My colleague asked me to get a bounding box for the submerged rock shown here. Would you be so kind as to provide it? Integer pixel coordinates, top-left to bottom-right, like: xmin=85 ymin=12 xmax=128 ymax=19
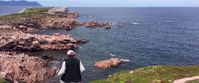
xmin=94 ymin=58 xmax=122 ymax=69
xmin=0 ymin=52 xmax=57 ymax=83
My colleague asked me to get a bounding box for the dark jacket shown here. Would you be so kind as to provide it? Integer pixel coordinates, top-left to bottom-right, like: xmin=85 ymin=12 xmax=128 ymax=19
xmin=61 ymin=58 xmax=82 ymax=82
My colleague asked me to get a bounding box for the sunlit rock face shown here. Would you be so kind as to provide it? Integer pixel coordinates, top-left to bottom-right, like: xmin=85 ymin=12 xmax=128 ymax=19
xmin=47 ymin=7 xmax=69 ymax=15
xmin=0 ymin=52 xmax=57 ymax=83
xmin=94 ymin=58 xmax=122 ymax=69
xmin=0 ymin=29 xmax=87 ymax=51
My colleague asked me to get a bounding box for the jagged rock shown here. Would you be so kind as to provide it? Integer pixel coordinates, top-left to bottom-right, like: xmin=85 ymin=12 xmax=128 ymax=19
xmin=0 ymin=31 xmax=87 ymax=51
xmin=67 ymin=12 xmax=80 ymax=18
xmin=47 ymin=7 xmax=69 ymax=15
xmin=0 ymin=8 xmax=111 ymax=33
xmin=83 ymin=21 xmax=111 ymax=29
xmin=103 ymin=22 xmax=111 ymax=29
xmin=0 ymin=52 xmax=57 ymax=83
xmin=94 ymin=58 xmax=122 ymax=69
xmin=42 ymin=16 xmax=78 ymax=30
xmin=0 ymin=25 xmax=12 ymax=29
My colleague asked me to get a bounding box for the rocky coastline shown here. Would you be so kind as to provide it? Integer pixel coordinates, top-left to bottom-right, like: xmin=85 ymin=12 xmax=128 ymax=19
xmin=0 ymin=7 xmax=111 ymax=83
xmin=0 ymin=7 xmax=111 ymax=33
xmin=0 ymin=28 xmax=88 ymax=51
xmin=0 ymin=52 xmax=57 ymax=83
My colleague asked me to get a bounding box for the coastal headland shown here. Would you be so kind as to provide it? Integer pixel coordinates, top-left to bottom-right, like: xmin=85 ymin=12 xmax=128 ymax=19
xmin=0 ymin=7 xmax=199 ymax=83
xmin=0 ymin=7 xmax=111 ymax=83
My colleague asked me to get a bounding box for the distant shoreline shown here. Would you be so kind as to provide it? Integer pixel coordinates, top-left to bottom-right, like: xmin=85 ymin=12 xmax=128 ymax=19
xmin=0 ymin=1 xmax=41 ymax=7
xmin=0 ymin=6 xmax=41 ymax=16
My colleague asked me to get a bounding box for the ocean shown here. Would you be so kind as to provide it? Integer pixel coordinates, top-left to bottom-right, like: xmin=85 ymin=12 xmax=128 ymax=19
xmin=1 ymin=7 xmax=199 ymax=82
xmin=0 ymin=6 xmax=29 ymax=15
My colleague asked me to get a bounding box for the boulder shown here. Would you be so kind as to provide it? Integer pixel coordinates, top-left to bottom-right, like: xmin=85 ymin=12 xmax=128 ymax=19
xmin=47 ymin=7 xmax=69 ymax=15
xmin=94 ymin=58 xmax=122 ymax=69
xmin=84 ymin=21 xmax=111 ymax=29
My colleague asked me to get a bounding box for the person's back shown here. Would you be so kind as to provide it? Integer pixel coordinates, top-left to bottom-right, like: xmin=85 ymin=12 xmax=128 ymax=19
xmin=58 ymin=50 xmax=85 ymax=83
xmin=61 ymin=58 xmax=81 ymax=82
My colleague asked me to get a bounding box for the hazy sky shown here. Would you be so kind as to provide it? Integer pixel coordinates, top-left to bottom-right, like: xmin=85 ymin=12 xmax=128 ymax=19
xmin=14 ymin=0 xmax=199 ymax=7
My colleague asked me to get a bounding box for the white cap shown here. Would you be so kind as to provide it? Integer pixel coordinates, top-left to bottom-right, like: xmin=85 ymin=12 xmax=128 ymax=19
xmin=67 ymin=50 xmax=75 ymax=56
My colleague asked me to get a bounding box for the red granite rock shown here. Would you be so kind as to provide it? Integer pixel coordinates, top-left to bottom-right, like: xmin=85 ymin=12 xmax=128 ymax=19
xmin=0 ymin=31 xmax=87 ymax=51
xmin=94 ymin=58 xmax=122 ymax=69
xmin=0 ymin=52 xmax=57 ymax=83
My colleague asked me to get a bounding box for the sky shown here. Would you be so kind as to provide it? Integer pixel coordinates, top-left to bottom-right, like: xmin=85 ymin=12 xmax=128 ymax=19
xmin=6 ymin=0 xmax=199 ymax=7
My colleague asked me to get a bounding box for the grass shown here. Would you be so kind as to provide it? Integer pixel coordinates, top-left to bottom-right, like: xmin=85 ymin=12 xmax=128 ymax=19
xmin=186 ymin=80 xmax=199 ymax=83
xmin=0 ymin=8 xmax=50 ymax=23
xmin=22 ymin=8 xmax=49 ymax=14
xmin=0 ymin=78 xmax=6 ymax=83
xmin=92 ymin=65 xmax=199 ymax=83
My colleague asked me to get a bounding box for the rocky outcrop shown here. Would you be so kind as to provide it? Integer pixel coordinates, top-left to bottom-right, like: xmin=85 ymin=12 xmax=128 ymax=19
xmin=0 ymin=52 xmax=57 ymax=83
xmin=10 ymin=18 xmax=41 ymax=32
xmin=41 ymin=16 xmax=79 ymax=30
xmin=0 ymin=30 xmax=88 ymax=51
xmin=8 ymin=16 xmax=79 ymax=32
xmin=0 ymin=7 xmax=111 ymax=33
xmin=9 ymin=17 xmax=111 ymax=33
xmin=0 ymin=7 xmax=112 ymax=83
xmin=83 ymin=21 xmax=111 ymax=29
xmin=47 ymin=7 xmax=69 ymax=15
xmin=47 ymin=7 xmax=79 ymax=18
xmin=94 ymin=58 xmax=122 ymax=69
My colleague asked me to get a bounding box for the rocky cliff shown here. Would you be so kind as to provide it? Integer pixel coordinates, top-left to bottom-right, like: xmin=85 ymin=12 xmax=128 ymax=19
xmin=0 ymin=7 xmax=111 ymax=82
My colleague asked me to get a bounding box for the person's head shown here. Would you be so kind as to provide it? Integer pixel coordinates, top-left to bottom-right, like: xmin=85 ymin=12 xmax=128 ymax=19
xmin=67 ymin=50 xmax=76 ymax=58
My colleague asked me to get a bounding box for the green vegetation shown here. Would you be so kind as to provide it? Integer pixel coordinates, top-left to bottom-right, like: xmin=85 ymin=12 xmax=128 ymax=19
xmin=92 ymin=65 xmax=199 ymax=83
xmin=0 ymin=8 xmax=50 ymax=23
xmin=0 ymin=78 xmax=6 ymax=83
xmin=186 ymin=80 xmax=199 ymax=83
xmin=22 ymin=8 xmax=49 ymax=14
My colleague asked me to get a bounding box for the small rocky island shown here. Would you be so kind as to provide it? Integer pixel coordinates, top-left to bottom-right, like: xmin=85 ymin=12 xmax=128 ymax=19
xmin=0 ymin=7 xmax=111 ymax=83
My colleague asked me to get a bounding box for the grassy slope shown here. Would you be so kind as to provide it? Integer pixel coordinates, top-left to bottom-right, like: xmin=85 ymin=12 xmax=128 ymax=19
xmin=186 ymin=80 xmax=199 ymax=83
xmin=0 ymin=78 xmax=6 ymax=83
xmin=0 ymin=8 xmax=49 ymax=23
xmin=92 ymin=65 xmax=199 ymax=83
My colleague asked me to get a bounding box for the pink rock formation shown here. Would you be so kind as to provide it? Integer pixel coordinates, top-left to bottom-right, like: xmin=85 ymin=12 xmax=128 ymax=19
xmin=83 ymin=21 xmax=111 ymax=29
xmin=42 ymin=16 xmax=79 ymax=30
xmin=94 ymin=58 xmax=122 ymax=69
xmin=0 ymin=8 xmax=111 ymax=33
xmin=0 ymin=31 xmax=87 ymax=51
xmin=0 ymin=52 xmax=57 ymax=83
